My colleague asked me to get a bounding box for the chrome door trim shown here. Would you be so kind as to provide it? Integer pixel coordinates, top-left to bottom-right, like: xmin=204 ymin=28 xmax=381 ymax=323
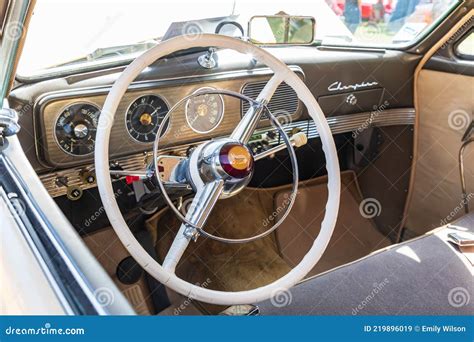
xmin=0 ymin=186 xmax=73 ymax=314
xmin=0 ymin=0 xmax=31 ymax=107
xmin=1 ymin=153 xmax=111 ymax=314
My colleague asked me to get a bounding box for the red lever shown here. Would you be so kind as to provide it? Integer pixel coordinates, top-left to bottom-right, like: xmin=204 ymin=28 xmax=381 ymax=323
xmin=125 ymin=175 xmax=141 ymax=185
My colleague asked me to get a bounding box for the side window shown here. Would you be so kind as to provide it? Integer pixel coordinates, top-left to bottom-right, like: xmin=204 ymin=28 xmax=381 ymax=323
xmin=455 ymin=31 xmax=474 ymax=60
xmin=321 ymin=0 xmax=461 ymax=47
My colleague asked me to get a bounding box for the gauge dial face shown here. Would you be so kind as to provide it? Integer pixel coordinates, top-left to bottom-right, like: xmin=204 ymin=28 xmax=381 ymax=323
xmin=185 ymin=88 xmax=224 ymax=134
xmin=54 ymin=103 xmax=100 ymax=156
xmin=126 ymin=95 xmax=169 ymax=143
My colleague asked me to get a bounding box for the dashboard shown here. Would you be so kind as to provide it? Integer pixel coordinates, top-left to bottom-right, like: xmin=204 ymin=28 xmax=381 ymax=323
xmin=8 ymin=46 xmax=419 ymax=201
xmin=31 ymin=66 xmax=305 ymax=199
xmin=35 ymin=66 xmax=304 ymax=168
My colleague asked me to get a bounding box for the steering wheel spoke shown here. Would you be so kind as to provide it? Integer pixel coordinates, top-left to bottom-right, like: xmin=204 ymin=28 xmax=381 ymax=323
xmin=162 ymin=180 xmax=224 ymax=273
xmin=230 ymin=74 xmax=283 ymax=144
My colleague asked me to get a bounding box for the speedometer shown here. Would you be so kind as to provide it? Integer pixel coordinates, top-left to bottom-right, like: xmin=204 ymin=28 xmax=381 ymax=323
xmin=185 ymin=87 xmax=224 ymax=134
xmin=125 ymin=95 xmax=169 ymax=143
xmin=54 ymin=103 xmax=100 ymax=156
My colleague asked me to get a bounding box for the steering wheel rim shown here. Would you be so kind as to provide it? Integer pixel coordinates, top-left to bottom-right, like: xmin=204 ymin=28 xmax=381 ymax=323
xmin=95 ymin=34 xmax=341 ymax=305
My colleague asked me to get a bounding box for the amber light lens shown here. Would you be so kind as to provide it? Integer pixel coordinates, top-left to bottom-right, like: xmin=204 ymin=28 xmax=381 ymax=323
xmin=219 ymin=144 xmax=254 ymax=178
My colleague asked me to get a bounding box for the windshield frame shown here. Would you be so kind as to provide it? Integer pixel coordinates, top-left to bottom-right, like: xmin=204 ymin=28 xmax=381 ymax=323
xmin=14 ymin=0 xmax=463 ymax=83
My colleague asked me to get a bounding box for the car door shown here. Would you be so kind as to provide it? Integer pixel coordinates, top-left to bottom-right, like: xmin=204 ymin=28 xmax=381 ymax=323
xmin=0 ymin=0 xmax=133 ymax=315
xmin=0 ymin=0 xmax=67 ymax=315
xmin=404 ymin=11 xmax=474 ymax=237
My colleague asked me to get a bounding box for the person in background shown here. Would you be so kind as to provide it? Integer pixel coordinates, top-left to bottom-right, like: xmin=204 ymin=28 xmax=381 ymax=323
xmin=325 ymin=0 xmax=344 ymax=16
xmin=344 ymin=0 xmax=361 ymax=33
xmin=388 ymin=0 xmax=421 ymax=32
xmin=372 ymin=0 xmax=386 ymax=23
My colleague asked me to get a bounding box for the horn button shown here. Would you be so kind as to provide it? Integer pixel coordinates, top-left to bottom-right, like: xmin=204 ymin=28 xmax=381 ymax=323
xmin=190 ymin=140 xmax=255 ymax=199
xmin=219 ymin=143 xmax=254 ymax=179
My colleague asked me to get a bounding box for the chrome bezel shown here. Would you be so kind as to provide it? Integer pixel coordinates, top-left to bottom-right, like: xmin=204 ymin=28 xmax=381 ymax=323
xmin=184 ymin=86 xmax=225 ymax=134
xmin=53 ymin=101 xmax=101 ymax=157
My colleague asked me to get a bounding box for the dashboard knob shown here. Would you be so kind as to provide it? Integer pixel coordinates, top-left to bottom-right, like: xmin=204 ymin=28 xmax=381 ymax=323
xmin=66 ymin=185 xmax=83 ymax=201
xmin=290 ymin=127 xmax=302 ymax=136
xmin=266 ymin=130 xmax=277 ymax=140
xmin=110 ymin=162 xmax=123 ymax=180
xmin=80 ymin=170 xmax=95 ymax=184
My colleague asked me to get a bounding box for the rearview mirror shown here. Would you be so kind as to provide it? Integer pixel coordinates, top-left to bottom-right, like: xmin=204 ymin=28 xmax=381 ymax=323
xmin=248 ymin=15 xmax=315 ymax=45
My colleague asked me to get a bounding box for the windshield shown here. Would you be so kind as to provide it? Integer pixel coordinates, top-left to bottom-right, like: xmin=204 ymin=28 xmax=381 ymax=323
xmin=17 ymin=0 xmax=459 ymax=78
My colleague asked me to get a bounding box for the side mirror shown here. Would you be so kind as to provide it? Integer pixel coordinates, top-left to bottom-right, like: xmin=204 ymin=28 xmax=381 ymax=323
xmin=248 ymin=15 xmax=315 ymax=45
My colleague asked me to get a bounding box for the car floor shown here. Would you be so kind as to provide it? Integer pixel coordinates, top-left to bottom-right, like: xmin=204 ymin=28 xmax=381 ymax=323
xmin=83 ymin=171 xmax=391 ymax=315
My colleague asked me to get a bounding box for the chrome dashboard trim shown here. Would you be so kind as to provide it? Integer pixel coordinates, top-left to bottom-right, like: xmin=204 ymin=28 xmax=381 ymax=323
xmin=33 ymin=65 xmax=304 ymax=169
xmin=39 ymin=108 xmax=415 ymax=198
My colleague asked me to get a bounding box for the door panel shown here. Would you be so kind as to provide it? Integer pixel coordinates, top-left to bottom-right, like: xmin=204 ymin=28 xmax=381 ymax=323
xmin=405 ymin=16 xmax=474 ymax=235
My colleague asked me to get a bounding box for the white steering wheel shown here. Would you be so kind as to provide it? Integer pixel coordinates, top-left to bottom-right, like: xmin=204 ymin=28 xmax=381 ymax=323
xmin=95 ymin=34 xmax=340 ymax=305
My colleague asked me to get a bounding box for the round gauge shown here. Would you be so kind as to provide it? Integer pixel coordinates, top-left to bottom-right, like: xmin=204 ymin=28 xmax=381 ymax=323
xmin=185 ymin=87 xmax=224 ymax=134
xmin=54 ymin=103 xmax=100 ymax=156
xmin=126 ymin=95 xmax=169 ymax=143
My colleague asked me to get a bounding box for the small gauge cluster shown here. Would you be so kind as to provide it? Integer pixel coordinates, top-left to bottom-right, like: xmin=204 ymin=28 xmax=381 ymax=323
xmin=125 ymin=95 xmax=169 ymax=143
xmin=54 ymin=103 xmax=100 ymax=156
xmin=53 ymin=89 xmax=226 ymax=156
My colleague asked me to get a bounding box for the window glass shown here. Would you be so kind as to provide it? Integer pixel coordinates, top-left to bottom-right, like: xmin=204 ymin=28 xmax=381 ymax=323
xmin=17 ymin=0 xmax=461 ymax=77
xmin=456 ymin=32 xmax=474 ymax=57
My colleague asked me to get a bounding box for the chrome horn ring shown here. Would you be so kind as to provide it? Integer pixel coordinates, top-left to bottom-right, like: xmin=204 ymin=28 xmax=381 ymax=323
xmin=152 ymin=88 xmax=299 ymax=244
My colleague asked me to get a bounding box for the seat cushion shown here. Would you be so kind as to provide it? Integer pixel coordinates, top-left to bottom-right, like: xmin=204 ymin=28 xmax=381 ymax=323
xmin=257 ymin=214 xmax=474 ymax=315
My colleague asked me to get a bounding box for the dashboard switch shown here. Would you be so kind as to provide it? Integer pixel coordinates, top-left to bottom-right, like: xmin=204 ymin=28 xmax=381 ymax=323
xmin=55 ymin=176 xmax=68 ymax=187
